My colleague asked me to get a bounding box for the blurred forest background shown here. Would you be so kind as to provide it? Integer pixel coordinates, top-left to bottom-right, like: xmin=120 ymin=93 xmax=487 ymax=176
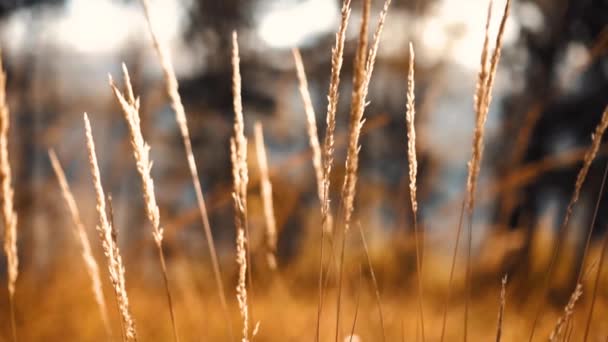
xmin=0 ymin=0 xmax=607 ymax=340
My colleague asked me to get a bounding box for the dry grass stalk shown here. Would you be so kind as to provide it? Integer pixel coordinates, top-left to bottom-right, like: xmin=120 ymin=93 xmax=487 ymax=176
xmin=495 ymin=275 xmax=507 ymax=342
xmin=109 ymin=64 xmax=179 ymax=341
xmin=291 ymin=48 xmax=330 ymax=229
xmin=405 ymin=42 xmax=426 ymax=341
xmin=231 ymin=31 xmax=250 ymax=342
xmin=549 ymin=284 xmax=583 ymax=341
xmin=463 ymin=1 xmax=510 ymax=339
xmin=254 ymin=122 xmax=278 ymax=270
xmin=316 ymin=1 xmax=352 ymax=339
xmin=84 ymin=113 xmax=137 ymax=341
xmin=467 ymin=0 xmax=511 ymax=209
xmin=321 ymin=0 xmax=352 ymax=234
xmin=336 ymin=1 xmax=391 ymax=340
xmin=138 ymin=0 xmax=230 ymax=329
xmin=0 ymin=53 xmax=18 ymax=342
xmin=341 ymin=0 xmax=391 ymax=234
xmin=529 ymin=105 xmax=608 ymax=341
xmin=49 ymin=149 xmax=111 ymax=337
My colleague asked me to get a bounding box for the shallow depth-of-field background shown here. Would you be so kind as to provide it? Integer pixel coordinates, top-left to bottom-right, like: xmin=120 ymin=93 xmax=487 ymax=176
xmin=0 ymin=0 xmax=608 ymax=340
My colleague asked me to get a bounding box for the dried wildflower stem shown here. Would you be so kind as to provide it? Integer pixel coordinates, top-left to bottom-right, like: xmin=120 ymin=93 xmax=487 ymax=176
xmin=495 ymin=275 xmax=507 ymax=342
xmin=335 ymin=1 xmax=391 ymax=340
xmin=549 ymin=284 xmax=583 ymax=342
xmin=405 ymin=43 xmax=426 ymax=342
xmin=84 ymin=113 xmax=137 ymax=341
xmin=49 ymin=149 xmax=112 ymax=337
xmin=0 ymin=53 xmax=18 ymax=342
xmin=254 ymin=122 xmax=278 ymax=270
xmin=583 ymin=218 xmax=608 ymax=342
xmin=109 ymin=65 xmax=179 ymax=342
xmin=231 ymin=31 xmax=250 ymax=342
xmin=138 ymin=1 xmax=231 ymax=332
xmin=358 ymin=224 xmax=386 ymax=342
xmin=313 ymin=1 xmax=351 ymax=340
xmin=529 ymin=105 xmax=608 ymax=341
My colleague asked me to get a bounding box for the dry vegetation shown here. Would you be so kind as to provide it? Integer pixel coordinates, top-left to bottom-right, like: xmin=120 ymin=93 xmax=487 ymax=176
xmin=1 ymin=0 xmax=608 ymax=341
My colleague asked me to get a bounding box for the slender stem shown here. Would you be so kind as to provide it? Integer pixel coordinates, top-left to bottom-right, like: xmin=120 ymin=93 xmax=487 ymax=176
xmin=358 ymin=224 xmax=386 ymax=342
xmin=315 ymin=223 xmax=327 ymax=342
xmin=577 ymin=159 xmax=608 ymax=284
xmin=9 ymin=291 xmax=17 ymax=342
xmin=412 ymin=214 xmax=426 ymax=342
xmin=348 ymin=266 xmax=363 ymax=342
xmin=440 ymin=199 xmax=467 ymax=342
xmin=583 ymin=222 xmax=608 ymax=342
xmin=464 ymin=209 xmax=474 ymax=342
xmin=157 ymin=245 xmax=179 ymax=342
xmin=334 ymin=222 xmax=348 ymax=342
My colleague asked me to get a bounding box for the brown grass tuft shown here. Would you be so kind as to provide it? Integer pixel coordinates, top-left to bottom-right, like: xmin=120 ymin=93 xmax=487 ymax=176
xmin=49 ymin=149 xmax=112 ymax=337
xmin=84 ymin=113 xmax=137 ymax=341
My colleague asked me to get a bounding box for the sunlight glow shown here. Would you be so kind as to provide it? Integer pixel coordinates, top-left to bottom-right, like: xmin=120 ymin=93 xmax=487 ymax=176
xmin=2 ymin=0 xmax=182 ymax=55
xmin=420 ymin=0 xmax=518 ymax=70
xmin=257 ymin=0 xmax=339 ymax=49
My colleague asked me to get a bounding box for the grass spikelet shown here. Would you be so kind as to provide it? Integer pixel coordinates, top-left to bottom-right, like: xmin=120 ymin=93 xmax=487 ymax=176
xmin=336 ymin=1 xmax=391 ymax=339
xmin=231 ymin=31 xmax=250 ymax=342
xmin=495 ymin=275 xmax=507 ymax=342
xmin=254 ymin=122 xmax=278 ymax=270
xmin=406 ymin=43 xmax=419 ymax=217
xmin=109 ymin=64 xmax=179 ymax=341
xmin=529 ymin=105 xmax=608 ymax=341
xmin=138 ymin=1 xmax=230 ymax=330
xmin=321 ymin=0 xmax=351 ymax=235
xmin=405 ymin=42 xmax=426 ymax=341
xmin=49 ymin=149 xmax=111 ymax=337
xmin=84 ymin=113 xmax=137 ymax=341
xmin=341 ymin=0 xmax=391 ymax=232
xmin=349 ymin=0 xmax=370 ymax=148
xmin=0 ymin=52 xmax=18 ymax=342
xmin=549 ymin=284 xmax=583 ymax=342
xmin=467 ymin=0 xmax=511 ymax=211
xmin=292 ymin=48 xmax=329 ymax=228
